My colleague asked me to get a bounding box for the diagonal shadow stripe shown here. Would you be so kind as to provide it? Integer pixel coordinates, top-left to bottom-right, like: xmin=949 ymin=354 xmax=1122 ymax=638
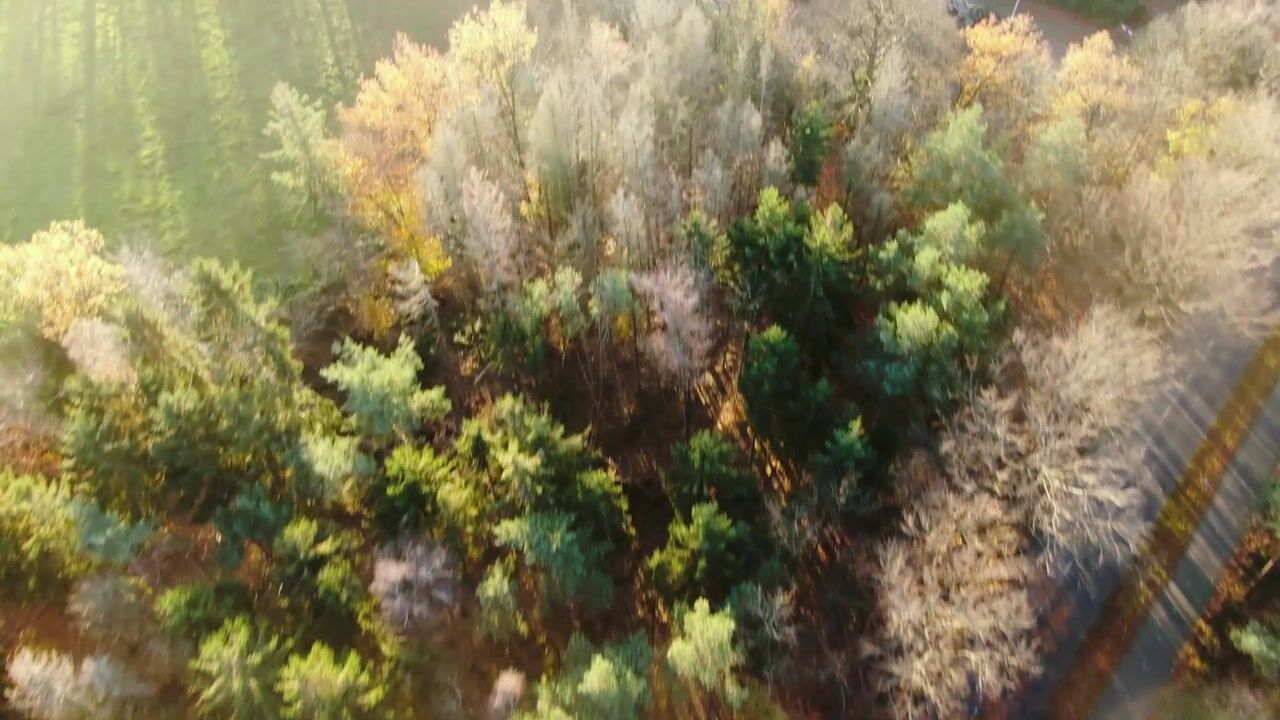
xmin=1049 ymin=325 xmax=1280 ymax=720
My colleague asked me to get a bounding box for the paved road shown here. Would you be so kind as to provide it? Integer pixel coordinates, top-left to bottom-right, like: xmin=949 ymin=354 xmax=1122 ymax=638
xmin=1011 ymin=317 xmax=1280 ymax=719
xmin=1096 ymin=380 xmax=1280 ymax=718
xmin=987 ymin=0 xmax=1106 ymax=56
xmin=985 ymin=0 xmax=1189 ymax=56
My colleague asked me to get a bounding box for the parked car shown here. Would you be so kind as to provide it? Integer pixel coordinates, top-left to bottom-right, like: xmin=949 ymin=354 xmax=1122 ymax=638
xmin=1109 ymin=22 xmax=1137 ymax=45
xmin=947 ymin=0 xmax=993 ymax=27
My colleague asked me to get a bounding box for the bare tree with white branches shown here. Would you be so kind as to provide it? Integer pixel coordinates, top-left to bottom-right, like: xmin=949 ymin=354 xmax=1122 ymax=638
xmin=872 ymin=487 xmax=1037 ymax=720
xmin=461 ymin=166 xmax=521 ymax=299
xmin=370 ymin=535 xmax=459 ymax=635
xmin=387 ymin=258 xmax=439 ymax=328
xmin=943 ymin=305 xmax=1165 ymax=577
xmin=1079 ymin=160 xmax=1277 ymax=330
xmin=486 ymin=668 xmax=526 ymax=720
xmin=60 ymin=319 xmax=135 ymax=387
xmin=6 ymin=648 xmax=156 ymax=720
xmin=630 ymin=264 xmax=714 ymax=389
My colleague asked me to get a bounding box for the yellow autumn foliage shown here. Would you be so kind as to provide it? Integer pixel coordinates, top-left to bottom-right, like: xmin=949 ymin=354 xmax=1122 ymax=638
xmin=449 ymin=0 xmax=537 ymax=173
xmin=352 ymin=293 xmax=397 ymax=341
xmin=1163 ymin=97 xmax=1237 ymax=166
xmin=0 ymin=221 xmax=125 ymax=340
xmin=337 ymin=35 xmax=454 ymax=276
xmin=959 ymin=16 xmax=1052 ymax=137
xmin=448 ymin=0 xmax=536 ymax=94
xmin=1052 ymin=32 xmax=1141 ymax=130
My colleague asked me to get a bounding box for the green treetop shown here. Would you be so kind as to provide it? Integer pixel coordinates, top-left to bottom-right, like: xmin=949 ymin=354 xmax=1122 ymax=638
xmin=191 ymin=616 xmax=289 ymax=720
xmin=277 ymin=643 xmax=383 ymax=720
xmin=516 ymin=633 xmax=653 ymax=720
xmin=321 ymin=336 xmax=450 ymax=443
xmin=667 ymin=598 xmax=746 ymax=709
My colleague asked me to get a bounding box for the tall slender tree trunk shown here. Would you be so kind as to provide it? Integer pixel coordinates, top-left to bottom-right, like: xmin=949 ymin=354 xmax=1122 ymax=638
xmin=997 ymin=245 xmax=1019 ymax=294
xmin=682 ymin=385 xmax=691 ymax=439
xmin=630 ymin=308 xmax=643 ymax=395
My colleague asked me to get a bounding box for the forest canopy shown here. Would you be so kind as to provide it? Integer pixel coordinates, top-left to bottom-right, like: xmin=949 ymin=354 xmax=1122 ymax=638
xmin=1 ymin=0 xmax=1278 ymax=718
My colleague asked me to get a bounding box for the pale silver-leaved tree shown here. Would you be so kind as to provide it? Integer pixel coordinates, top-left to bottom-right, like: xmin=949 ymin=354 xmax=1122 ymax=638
xmin=872 ymin=487 xmax=1036 ymax=720
xmin=60 ymin=319 xmax=135 ymax=387
xmin=944 ymin=305 xmax=1164 ymax=576
xmin=370 ymin=535 xmax=458 ymax=635
xmin=461 ymin=166 xmax=521 ymax=298
xmin=387 ymin=258 xmax=439 ymax=327
xmin=6 ymin=648 xmax=155 ymax=720
xmin=630 ymin=265 xmax=714 ymax=388
xmin=486 ymin=668 xmax=527 ymax=720
xmin=1082 ymin=159 xmax=1277 ymax=329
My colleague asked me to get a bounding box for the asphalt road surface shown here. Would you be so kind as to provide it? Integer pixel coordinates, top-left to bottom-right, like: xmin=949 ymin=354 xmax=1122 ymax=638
xmin=987 ymin=0 xmax=1106 ymax=55
xmin=984 ymin=0 xmax=1189 ymax=56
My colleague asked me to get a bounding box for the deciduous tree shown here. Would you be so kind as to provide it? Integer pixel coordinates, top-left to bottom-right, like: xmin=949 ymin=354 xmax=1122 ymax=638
xmin=872 ymin=488 xmax=1036 ymax=720
xmin=958 ymin=17 xmax=1052 ymax=142
xmin=59 ymin=319 xmax=134 ymax=387
xmin=1075 ymin=158 xmax=1278 ymax=329
xmin=630 ymin=265 xmax=715 ymax=389
xmin=487 ymin=669 xmax=527 ymax=720
xmin=68 ymin=574 xmax=154 ymax=649
xmin=1134 ymin=0 xmax=1280 ymax=97
xmin=460 ymin=166 xmax=521 ymax=298
xmin=450 ymin=0 xmax=538 ymax=176
xmin=5 ymin=648 xmax=80 ymax=720
xmin=1053 ymin=32 xmax=1142 ymax=131
xmin=386 ymin=259 xmax=438 ymax=328
xmin=6 ymin=649 xmax=155 ymax=720
xmin=338 ymin=36 xmax=453 ymax=270
xmin=944 ymin=305 xmax=1163 ymax=576
xmin=0 ymin=221 xmax=125 ymax=340
xmin=798 ymin=0 xmax=962 ymax=139
xmin=369 ymin=535 xmax=457 ymax=635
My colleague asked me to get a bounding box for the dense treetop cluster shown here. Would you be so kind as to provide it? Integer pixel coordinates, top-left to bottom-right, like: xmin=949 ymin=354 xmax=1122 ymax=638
xmin=1 ymin=0 xmax=1278 ymax=718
